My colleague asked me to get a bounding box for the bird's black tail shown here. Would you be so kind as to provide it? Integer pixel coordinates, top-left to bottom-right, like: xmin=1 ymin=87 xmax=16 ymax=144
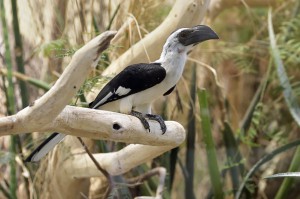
xmin=24 ymin=132 xmax=66 ymax=162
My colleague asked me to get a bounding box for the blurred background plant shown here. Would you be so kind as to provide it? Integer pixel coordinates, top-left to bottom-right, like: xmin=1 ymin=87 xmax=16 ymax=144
xmin=1 ymin=0 xmax=300 ymax=198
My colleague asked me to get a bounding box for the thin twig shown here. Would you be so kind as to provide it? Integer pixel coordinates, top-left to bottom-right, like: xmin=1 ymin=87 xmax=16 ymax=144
xmin=126 ymin=167 xmax=166 ymax=198
xmin=188 ymin=57 xmax=223 ymax=89
xmin=128 ymin=13 xmax=151 ymax=62
xmin=76 ymin=137 xmax=112 ymax=198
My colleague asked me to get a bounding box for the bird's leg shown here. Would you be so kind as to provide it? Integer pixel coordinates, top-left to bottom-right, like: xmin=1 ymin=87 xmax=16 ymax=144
xmin=145 ymin=114 xmax=167 ymax=134
xmin=131 ymin=110 xmax=150 ymax=132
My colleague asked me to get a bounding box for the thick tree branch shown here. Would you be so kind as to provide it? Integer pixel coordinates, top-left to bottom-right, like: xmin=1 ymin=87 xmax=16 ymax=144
xmin=50 ymin=106 xmax=185 ymax=146
xmin=0 ymin=106 xmax=185 ymax=146
xmin=0 ymin=31 xmax=116 ymax=134
xmin=65 ymin=144 xmax=175 ymax=178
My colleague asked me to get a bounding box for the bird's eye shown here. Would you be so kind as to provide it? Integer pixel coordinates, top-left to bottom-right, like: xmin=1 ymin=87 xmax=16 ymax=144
xmin=179 ymin=32 xmax=188 ymax=38
xmin=179 ymin=30 xmax=192 ymax=39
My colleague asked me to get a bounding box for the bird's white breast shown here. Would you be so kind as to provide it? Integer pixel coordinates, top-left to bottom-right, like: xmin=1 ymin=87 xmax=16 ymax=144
xmin=132 ymin=51 xmax=187 ymax=106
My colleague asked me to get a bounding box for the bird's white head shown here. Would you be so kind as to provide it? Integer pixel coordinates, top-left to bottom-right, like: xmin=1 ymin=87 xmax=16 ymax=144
xmin=158 ymin=25 xmax=219 ymax=62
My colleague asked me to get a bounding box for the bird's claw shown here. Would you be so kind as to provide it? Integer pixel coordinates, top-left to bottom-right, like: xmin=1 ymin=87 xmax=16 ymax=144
xmin=131 ymin=111 xmax=167 ymax=134
xmin=131 ymin=111 xmax=150 ymax=132
xmin=145 ymin=114 xmax=167 ymax=134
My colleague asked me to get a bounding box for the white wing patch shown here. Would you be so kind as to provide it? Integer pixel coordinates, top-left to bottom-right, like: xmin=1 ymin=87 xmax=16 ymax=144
xmin=115 ymin=86 xmax=131 ymax=96
xmin=92 ymin=92 xmax=113 ymax=109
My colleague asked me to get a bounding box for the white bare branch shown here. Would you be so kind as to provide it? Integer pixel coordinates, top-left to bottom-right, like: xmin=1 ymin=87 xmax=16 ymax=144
xmin=47 ymin=106 xmax=185 ymax=146
xmin=65 ymin=144 xmax=177 ymax=178
xmin=0 ymin=31 xmax=117 ymax=135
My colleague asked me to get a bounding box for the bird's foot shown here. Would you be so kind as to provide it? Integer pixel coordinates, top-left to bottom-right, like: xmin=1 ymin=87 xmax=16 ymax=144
xmin=145 ymin=114 xmax=167 ymax=134
xmin=131 ymin=110 xmax=150 ymax=132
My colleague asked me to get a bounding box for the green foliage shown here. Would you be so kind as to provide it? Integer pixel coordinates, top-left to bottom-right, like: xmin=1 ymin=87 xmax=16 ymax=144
xmin=222 ymin=157 xmax=245 ymax=171
xmin=222 ymin=122 xmax=245 ymax=196
xmin=214 ymin=41 xmax=268 ymax=74
xmin=269 ymin=9 xmax=300 ymax=127
xmin=236 ymin=139 xmax=300 ymax=199
xmin=239 ymin=103 xmax=263 ymax=147
xmin=76 ymin=76 xmax=107 ymax=99
xmin=277 ymin=14 xmax=300 ymax=67
xmin=39 ymin=39 xmax=69 ymax=57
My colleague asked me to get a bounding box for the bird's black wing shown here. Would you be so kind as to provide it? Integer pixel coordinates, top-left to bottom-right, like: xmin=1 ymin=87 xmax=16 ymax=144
xmin=89 ymin=62 xmax=166 ymax=109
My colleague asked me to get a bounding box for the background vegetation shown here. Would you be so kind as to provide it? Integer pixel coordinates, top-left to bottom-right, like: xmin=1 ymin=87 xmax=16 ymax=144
xmin=0 ymin=0 xmax=300 ymax=198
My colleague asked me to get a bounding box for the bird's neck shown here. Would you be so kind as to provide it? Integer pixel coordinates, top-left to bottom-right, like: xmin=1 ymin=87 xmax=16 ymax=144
xmin=157 ymin=48 xmax=188 ymax=84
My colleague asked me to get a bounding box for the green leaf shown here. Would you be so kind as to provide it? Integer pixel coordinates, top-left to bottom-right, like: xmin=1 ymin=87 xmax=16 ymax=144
xmin=185 ymin=64 xmax=197 ymax=199
xmin=235 ymin=139 xmax=300 ymax=199
xmin=223 ymin=122 xmax=244 ymax=195
xmin=274 ymin=147 xmax=300 ymax=199
xmin=268 ymin=9 xmax=300 ymax=199
xmin=198 ymin=88 xmax=224 ymax=199
xmin=268 ymin=9 xmax=300 ymax=126
xmin=265 ymin=172 xmax=300 ymax=179
xmin=39 ymin=39 xmax=68 ymax=57
xmin=28 ymin=78 xmax=51 ymax=91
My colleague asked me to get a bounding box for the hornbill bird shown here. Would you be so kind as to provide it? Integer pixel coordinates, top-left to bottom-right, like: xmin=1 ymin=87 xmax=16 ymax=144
xmin=25 ymin=25 xmax=219 ymax=162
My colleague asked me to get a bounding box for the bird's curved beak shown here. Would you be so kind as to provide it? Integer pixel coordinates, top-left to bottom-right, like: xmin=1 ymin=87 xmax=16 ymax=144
xmin=181 ymin=25 xmax=219 ymax=46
